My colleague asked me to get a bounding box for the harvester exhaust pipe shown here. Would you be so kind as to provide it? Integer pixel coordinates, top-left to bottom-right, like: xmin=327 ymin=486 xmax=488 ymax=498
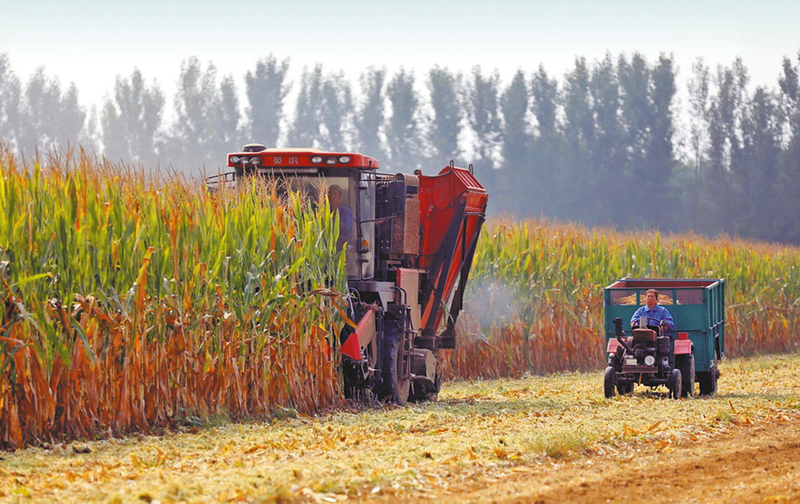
xmin=613 ymin=317 xmax=633 ymax=353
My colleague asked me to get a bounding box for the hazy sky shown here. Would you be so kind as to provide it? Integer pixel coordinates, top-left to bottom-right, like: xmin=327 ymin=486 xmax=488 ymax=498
xmin=2 ymin=0 xmax=799 ymax=113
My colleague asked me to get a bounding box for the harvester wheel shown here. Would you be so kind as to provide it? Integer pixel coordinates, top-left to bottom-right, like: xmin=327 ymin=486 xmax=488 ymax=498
xmin=604 ymin=366 xmax=616 ymax=398
xmin=668 ymin=369 xmax=682 ymax=400
xmin=616 ymin=382 xmax=633 ymax=395
xmin=409 ymin=373 xmax=439 ymax=403
xmin=381 ymin=321 xmax=410 ymax=406
xmin=698 ymin=363 xmax=718 ymax=396
xmin=676 ymin=354 xmax=696 ymax=397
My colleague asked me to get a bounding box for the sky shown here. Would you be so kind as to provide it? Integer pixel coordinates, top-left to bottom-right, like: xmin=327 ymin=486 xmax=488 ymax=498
xmin=2 ymin=0 xmax=799 ymax=118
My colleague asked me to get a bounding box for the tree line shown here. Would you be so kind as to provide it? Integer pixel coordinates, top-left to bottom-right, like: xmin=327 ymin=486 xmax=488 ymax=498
xmin=1 ymin=51 xmax=799 ymax=244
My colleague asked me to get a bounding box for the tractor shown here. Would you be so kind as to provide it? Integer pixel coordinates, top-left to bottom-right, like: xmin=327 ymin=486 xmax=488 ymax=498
xmin=212 ymin=145 xmax=488 ymax=405
xmin=603 ymin=278 xmax=726 ymax=398
xmin=604 ymin=317 xmax=685 ymax=399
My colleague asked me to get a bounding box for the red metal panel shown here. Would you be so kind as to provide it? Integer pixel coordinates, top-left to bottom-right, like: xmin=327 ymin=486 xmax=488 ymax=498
xmin=674 ymin=339 xmax=693 ymax=355
xmin=417 ymin=165 xmax=488 ymax=269
xmin=607 ymin=337 xmax=633 ymax=354
xmin=341 ymin=332 xmax=361 ymax=361
xmin=416 ymin=164 xmax=487 ymax=333
xmin=341 ymin=309 xmax=376 ymax=361
xmin=227 ymin=150 xmax=380 ymax=170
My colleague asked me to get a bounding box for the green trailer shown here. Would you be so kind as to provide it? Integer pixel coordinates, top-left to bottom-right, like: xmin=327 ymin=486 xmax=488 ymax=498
xmin=604 ymin=278 xmax=725 ymax=396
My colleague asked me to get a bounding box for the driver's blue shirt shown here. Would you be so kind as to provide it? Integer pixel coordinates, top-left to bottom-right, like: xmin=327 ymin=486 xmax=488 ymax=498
xmin=337 ymin=204 xmax=355 ymax=239
xmin=630 ymin=305 xmax=674 ymax=333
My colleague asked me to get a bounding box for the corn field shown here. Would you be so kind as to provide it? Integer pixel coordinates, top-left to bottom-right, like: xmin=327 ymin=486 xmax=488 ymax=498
xmin=3 ymin=151 xmax=800 ymax=451
xmin=0 ymin=150 xmax=346 ymax=450
xmin=442 ymin=219 xmax=800 ymax=379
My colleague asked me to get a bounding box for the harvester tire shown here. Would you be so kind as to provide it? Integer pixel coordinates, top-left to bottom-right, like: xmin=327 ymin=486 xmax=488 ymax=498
xmin=668 ymin=368 xmax=682 ymax=400
xmin=604 ymin=366 xmax=616 ymax=398
xmin=381 ymin=321 xmax=410 ymax=406
xmin=676 ymin=354 xmax=696 ymax=398
xmin=409 ymin=373 xmax=439 ymax=403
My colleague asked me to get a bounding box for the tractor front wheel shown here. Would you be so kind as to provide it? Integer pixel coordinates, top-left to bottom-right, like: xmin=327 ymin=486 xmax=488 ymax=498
xmin=668 ymin=368 xmax=682 ymax=400
xmin=604 ymin=366 xmax=616 ymax=398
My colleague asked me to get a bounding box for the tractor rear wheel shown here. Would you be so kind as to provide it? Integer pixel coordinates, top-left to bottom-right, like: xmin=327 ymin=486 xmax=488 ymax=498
xmin=604 ymin=366 xmax=616 ymax=398
xmin=668 ymin=368 xmax=682 ymax=400
xmin=381 ymin=320 xmax=410 ymax=406
xmin=676 ymin=354 xmax=696 ymax=398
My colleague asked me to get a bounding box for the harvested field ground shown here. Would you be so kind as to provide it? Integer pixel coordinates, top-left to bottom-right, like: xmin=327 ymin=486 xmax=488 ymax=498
xmin=1 ymin=353 xmax=799 ymax=503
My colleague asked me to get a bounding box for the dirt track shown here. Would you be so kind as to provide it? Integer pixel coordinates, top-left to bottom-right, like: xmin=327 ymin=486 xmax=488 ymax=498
xmin=2 ymin=355 xmax=799 ymax=503
xmin=450 ymin=413 xmax=800 ymax=503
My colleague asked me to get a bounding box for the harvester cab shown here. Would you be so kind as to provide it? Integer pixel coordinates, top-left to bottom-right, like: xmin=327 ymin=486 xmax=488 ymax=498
xmin=217 ymin=144 xmax=488 ymax=405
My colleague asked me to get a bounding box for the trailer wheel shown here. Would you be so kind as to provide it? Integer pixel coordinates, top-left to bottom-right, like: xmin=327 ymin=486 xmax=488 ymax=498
xmin=604 ymin=366 xmax=616 ymax=398
xmin=698 ymin=363 xmax=718 ymax=396
xmin=676 ymin=354 xmax=696 ymax=397
xmin=381 ymin=321 xmax=410 ymax=405
xmin=668 ymin=369 xmax=682 ymax=400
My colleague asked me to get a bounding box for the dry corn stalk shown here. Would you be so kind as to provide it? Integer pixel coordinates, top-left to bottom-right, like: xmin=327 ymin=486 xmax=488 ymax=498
xmin=0 ymin=150 xmax=347 ymax=450
xmin=442 ymin=218 xmax=800 ymax=380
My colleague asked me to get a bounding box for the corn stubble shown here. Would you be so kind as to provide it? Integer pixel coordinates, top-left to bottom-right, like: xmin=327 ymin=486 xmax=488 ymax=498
xmin=0 ymin=150 xmax=347 ymax=450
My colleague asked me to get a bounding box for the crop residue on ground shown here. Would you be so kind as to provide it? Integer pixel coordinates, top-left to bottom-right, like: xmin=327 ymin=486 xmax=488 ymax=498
xmin=1 ymin=353 xmax=798 ymax=502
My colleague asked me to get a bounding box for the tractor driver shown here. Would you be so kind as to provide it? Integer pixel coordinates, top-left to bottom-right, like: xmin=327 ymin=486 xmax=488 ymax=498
xmin=630 ymin=288 xmax=674 ymax=336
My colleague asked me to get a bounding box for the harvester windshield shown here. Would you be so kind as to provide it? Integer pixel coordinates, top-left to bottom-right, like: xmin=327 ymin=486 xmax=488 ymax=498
xmin=222 ymin=146 xmax=381 ymax=280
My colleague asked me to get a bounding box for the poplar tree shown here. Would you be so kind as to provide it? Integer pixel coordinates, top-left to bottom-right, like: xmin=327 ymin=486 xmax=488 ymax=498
xmin=589 ymin=55 xmax=625 ymax=223
xmin=288 ymin=65 xmax=324 ymax=148
xmin=645 ymin=54 xmax=677 ymax=229
xmin=355 ymin=67 xmax=387 ymax=161
xmin=244 ymin=55 xmax=290 ymax=148
xmin=0 ymin=54 xmax=21 ymax=152
xmin=561 ymin=58 xmax=594 ymax=222
xmin=386 ymin=68 xmax=423 ymax=171
xmin=529 ymin=65 xmax=561 ymax=216
xmin=688 ymin=59 xmax=711 ymax=232
xmin=167 ymin=57 xmax=238 ymax=173
xmin=738 ymin=87 xmax=782 ymax=240
xmin=428 ymin=66 xmax=462 ymax=164
xmin=100 ymin=69 xmax=165 ymax=166
xmin=705 ymin=59 xmax=749 ymax=234
xmin=17 ymin=68 xmax=85 ymax=157
xmin=498 ymin=70 xmax=530 ymax=216
xmin=320 ymin=71 xmax=353 ymax=150
xmin=465 ymin=66 xmax=502 ymax=197
xmin=778 ymin=54 xmax=800 ymax=242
